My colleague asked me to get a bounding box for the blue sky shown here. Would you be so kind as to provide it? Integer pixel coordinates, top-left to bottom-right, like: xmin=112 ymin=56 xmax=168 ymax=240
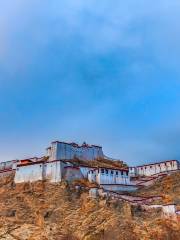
xmin=1 ymin=0 xmax=180 ymax=165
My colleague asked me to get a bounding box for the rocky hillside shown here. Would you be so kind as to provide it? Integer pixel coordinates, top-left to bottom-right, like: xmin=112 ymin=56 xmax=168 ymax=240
xmin=136 ymin=171 xmax=180 ymax=208
xmin=0 ymin=173 xmax=180 ymax=240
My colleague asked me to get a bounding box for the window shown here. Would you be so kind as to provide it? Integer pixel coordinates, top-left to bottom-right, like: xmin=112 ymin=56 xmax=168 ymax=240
xmin=101 ymin=169 xmax=104 ymax=174
xmin=121 ymin=171 xmax=123 ymax=175
xmin=126 ymin=171 xmax=128 ymax=176
xmin=111 ymin=170 xmax=114 ymax=175
xmin=116 ymin=171 xmax=118 ymax=176
xmin=105 ymin=169 xmax=108 ymax=174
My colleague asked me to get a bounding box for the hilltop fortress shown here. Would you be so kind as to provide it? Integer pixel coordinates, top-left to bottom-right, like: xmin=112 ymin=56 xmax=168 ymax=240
xmin=46 ymin=140 xmax=104 ymax=161
xmin=0 ymin=140 xmax=179 ymax=193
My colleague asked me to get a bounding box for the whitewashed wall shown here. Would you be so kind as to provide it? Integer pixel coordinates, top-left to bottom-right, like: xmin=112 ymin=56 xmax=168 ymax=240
xmin=135 ymin=160 xmax=179 ymax=176
xmin=101 ymin=184 xmax=138 ymax=192
xmin=15 ymin=160 xmax=67 ymax=184
xmin=48 ymin=141 xmax=104 ymax=161
xmin=88 ymin=170 xmax=96 ymax=183
xmin=80 ymin=166 xmax=94 ymax=178
xmin=97 ymin=169 xmax=130 ymax=185
xmin=143 ymin=204 xmax=177 ymax=216
xmin=88 ymin=168 xmax=130 ymax=185
xmin=129 ymin=167 xmax=137 ymax=177
xmin=14 ymin=164 xmax=43 ymax=183
xmin=45 ymin=161 xmax=63 ymax=183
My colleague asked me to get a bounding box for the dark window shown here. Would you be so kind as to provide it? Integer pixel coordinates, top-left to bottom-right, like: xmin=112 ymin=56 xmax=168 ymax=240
xmin=116 ymin=171 xmax=118 ymax=176
xmin=111 ymin=170 xmax=114 ymax=175
xmin=101 ymin=169 xmax=104 ymax=174
xmin=121 ymin=171 xmax=123 ymax=175
xmin=105 ymin=169 xmax=108 ymax=174
xmin=150 ymin=166 xmax=152 ymax=168
xmin=126 ymin=171 xmax=128 ymax=176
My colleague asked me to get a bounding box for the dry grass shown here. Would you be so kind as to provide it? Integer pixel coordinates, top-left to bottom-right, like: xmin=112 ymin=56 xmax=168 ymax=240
xmin=67 ymin=157 xmax=128 ymax=170
xmin=0 ymin=174 xmax=179 ymax=239
xmin=136 ymin=171 xmax=180 ymax=206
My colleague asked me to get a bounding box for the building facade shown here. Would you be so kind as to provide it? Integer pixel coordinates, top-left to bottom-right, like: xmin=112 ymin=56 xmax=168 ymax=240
xmin=46 ymin=141 xmax=104 ymax=161
xmin=129 ymin=160 xmax=179 ymax=177
xmin=88 ymin=167 xmax=130 ymax=185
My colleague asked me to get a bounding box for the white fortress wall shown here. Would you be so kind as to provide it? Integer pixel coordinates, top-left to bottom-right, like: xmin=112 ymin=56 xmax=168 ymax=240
xmin=48 ymin=141 xmax=104 ymax=161
xmin=79 ymin=166 xmax=95 ymax=178
xmin=101 ymin=184 xmax=138 ymax=192
xmin=88 ymin=170 xmax=96 ymax=183
xmin=93 ymin=168 xmax=130 ymax=185
xmin=45 ymin=160 xmax=65 ymax=183
xmin=143 ymin=204 xmax=177 ymax=216
xmin=15 ymin=163 xmax=44 ymax=183
xmin=131 ymin=160 xmax=179 ymax=177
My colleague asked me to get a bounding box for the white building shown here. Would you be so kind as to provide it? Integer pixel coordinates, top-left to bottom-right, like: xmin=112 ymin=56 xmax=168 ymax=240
xmin=87 ymin=167 xmax=137 ymax=191
xmin=14 ymin=158 xmax=70 ymax=183
xmin=129 ymin=160 xmax=179 ymax=177
xmin=12 ymin=139 xmax=133 ymax=192
xmin=46 ymin=141 xmax=104 ymax=161
xmin=15 ymin=161 xmax=44 ymax=183
xmin=88 ymin=167 xmax=130 ymax=185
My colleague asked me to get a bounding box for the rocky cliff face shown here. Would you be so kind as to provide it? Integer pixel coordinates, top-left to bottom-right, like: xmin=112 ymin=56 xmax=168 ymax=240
xmin=0 ymin=173 xmax=180 ymax=240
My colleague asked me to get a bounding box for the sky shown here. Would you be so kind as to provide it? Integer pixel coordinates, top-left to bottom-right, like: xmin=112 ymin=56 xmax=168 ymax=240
xmin=1 ymin=0 xmax=180 ymax=165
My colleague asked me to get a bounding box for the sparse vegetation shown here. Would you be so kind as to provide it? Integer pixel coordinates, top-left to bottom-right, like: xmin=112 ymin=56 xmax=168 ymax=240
xmin=68 ymin=157 xmax=128 ymax=170
xmin=0 ymin=173 xmax=179 ymax=239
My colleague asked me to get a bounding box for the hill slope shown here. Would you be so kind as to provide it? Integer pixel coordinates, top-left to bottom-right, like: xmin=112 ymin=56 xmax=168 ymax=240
xmin=136 ymin=171 xmax=180 ymax=207
xmin=0 ymin=173 xmax=180 ymax=240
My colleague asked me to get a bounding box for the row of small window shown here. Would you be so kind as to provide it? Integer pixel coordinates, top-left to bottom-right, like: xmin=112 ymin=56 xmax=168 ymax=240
xmin=130 ymin=162 xmax=175 ymax=171
xmin=140 ymin=163 xmax=174 ymax=170
xmin=100 ymin=169 xmax=128 ymax=176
